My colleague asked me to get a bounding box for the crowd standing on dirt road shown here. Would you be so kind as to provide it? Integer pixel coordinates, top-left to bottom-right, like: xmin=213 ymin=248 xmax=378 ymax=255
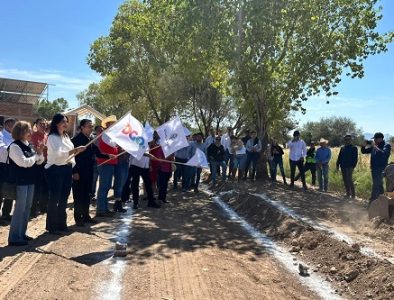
xmin=0 ymin=113 xmax=392 ymax=248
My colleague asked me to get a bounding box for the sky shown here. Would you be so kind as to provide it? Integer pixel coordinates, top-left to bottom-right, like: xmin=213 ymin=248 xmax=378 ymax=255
xmin=0 ymin=0 xmax=393 ymax=135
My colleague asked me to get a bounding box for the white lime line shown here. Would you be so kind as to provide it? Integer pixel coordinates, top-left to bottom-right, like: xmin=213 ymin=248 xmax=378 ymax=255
xmin=98 ymin=207 xmax=134 ymax=300
xmin=213 ymin=196 xmax=342 ymax=300
xmin=251 ymin=193 xmax=394 ymax=264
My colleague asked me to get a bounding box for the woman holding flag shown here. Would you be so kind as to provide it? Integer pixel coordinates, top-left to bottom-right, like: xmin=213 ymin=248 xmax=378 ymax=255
xmin=45 ymin=113 xmax=86 ymax=234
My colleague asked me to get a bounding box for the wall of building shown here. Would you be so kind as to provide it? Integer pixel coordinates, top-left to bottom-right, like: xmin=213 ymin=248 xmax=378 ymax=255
xmin=0 ymin=102 xmax=36 ymax=124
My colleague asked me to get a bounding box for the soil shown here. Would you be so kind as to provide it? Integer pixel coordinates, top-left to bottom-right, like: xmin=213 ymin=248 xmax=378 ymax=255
xmin=1 ymin=190 xmax=315 ymax=300
xmin=1 ymin=175 xmax=393 ymax=299
xmin=210 ymin=179 xmax=394 ymax=299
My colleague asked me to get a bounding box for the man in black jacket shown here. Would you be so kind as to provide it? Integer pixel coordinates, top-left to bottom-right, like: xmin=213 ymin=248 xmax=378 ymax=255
xmin=361 ymin=132 xmax=391 ymax=203
xmin=207 ymin=136 xmax=227 ymax=185
xmin=336 ymin=135 xmax=358 ymax=198
xmin=72 ymin=119 xmax=113 ymax=226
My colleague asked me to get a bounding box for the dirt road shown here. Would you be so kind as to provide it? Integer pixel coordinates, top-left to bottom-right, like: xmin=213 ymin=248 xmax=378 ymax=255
xmin=0 ymin=189 xmax=317 ymax=300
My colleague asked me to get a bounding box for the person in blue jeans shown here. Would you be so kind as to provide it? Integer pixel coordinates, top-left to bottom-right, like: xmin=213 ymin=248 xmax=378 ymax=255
xmin=245 ymin=131 xmax=262 ymax=181
xmin=315 ymin=138 xmax=332 ymax=192
xmin=207 ymin=136 xmax=226 ymax=185
xmin=173 ymin=139 xmax=193 ymax=192
xmin=269 ymin=138 xmax=287 ymax=184
xmin=361 ymin=132 xmax=391 ymax=203
xmin=230 ymin=136 xmax=247 ymax=181
xmin=113 ymin=151 xmax=129 ymax=212
xmin=190 ymin=133 xmax=207 ymax=193
xmin=7 ymin=121 xmax=45 ymax=246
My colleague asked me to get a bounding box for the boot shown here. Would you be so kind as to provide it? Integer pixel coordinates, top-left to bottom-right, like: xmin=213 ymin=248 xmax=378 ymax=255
xmin=283 ymin=176 xmax=287 ymax=185
xmin=114 ymin=200 xmax=127 ymax=213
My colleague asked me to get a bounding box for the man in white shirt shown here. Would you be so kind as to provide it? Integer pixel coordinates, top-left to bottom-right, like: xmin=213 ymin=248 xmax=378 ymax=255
xmin=205 ymin=128 xmax=216 ymax=147
xmin=130 ymin=155 xmax=161 ymax=209
xmin=0 ymin=118 xmax=16 ymax=222
xmin=287 ymin=130 xmax=307 ymax=190
xmin=221 ymin=127 xmax=233 ymax=176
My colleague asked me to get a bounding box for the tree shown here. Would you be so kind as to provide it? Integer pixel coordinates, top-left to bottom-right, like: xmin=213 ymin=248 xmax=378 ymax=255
xmin=301 ymin=117 xmax=363 ymax=147
xmin=87 ymin=1 xmax=189 ymax=125
xmin=87 ymin=0 xmax=392 ymax=179
xmin=34 ymin=97 xmax=69 ymax=120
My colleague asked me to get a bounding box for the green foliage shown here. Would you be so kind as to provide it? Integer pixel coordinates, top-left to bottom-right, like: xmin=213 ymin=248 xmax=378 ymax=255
xmin=301 ymin=116 xmax=364 ymax=146
xmin=34 ymin=97 xmax=69 ymax=120
xmin=86 ymin=0 xmax=392 ymax=176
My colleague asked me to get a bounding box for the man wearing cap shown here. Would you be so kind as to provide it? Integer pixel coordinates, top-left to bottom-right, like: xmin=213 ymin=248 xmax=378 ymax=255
xmin=315 ymin=138 xmax=332 ymax=192
xmin=361 ymin=132 xmax=391 ymax=203
xmin=96 ymin=115 xmax=119 ymax=217
xmin=287 ymin=130 xmax=307 ymax=190
xmin=336 ymin=135 xmax=358 ymax=198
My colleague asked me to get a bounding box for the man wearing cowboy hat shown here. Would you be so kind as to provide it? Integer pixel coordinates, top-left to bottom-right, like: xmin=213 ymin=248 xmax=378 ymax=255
xmin=96 ymin=115 xmax=119 ymax=217
xmin=315 ymin=138 xmax=332 ymax=192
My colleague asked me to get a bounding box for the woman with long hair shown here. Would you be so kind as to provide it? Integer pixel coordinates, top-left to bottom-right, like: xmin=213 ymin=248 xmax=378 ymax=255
xmin=45 ymin=113 xmax=85 ymax=234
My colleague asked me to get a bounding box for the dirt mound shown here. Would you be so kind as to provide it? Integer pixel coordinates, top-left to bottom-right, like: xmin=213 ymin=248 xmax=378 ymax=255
xmin=219 ymin=191 xmax=394 ymax=299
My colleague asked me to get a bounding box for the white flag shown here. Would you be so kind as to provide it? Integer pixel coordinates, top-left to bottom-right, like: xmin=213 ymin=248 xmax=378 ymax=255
xmin=156 ymin=116 xmax=188 ymax=157
xmin=144 ymin=122 xmax=154 ymax=142
xmin=186 ymin=148 xmax=209 ymax=169
xmin=104 ymin=113 xmax=148 ymax=160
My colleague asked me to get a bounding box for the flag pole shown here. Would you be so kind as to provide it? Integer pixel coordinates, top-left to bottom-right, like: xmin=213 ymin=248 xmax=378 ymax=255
xmin=97 ymin=144 xmax=162 ymax=167
xmin=97 ymin=150 xmax=127 ymax=167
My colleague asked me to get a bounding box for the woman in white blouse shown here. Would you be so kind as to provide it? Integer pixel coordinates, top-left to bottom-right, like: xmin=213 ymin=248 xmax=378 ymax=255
xmin=230 ymin=135 xmax=247 ymax=181
xmin=45 ymin=114 xmax=85 ymax=234
xmin=8 ymin=121 xmax=44 ymax=246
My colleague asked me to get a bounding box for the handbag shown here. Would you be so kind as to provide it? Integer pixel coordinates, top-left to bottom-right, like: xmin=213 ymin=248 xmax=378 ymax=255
xmin=2 ymin=148 xmax=16 ymax=200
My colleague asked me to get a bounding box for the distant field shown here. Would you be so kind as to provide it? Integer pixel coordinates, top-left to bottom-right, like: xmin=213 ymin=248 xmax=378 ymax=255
xmin=279 ymin=146 xmax=394 ymax=200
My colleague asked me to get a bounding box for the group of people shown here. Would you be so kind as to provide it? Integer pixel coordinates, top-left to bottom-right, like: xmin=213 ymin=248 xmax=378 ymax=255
xmin=284 ymin=130 xmax=392 ymax=203
xmin=0 ymin=113 xmax=392 ymax=247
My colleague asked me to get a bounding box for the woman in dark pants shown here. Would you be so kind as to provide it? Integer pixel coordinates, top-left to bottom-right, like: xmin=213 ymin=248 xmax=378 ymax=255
xmin=45 ymin=114 xmax=86 ymax=234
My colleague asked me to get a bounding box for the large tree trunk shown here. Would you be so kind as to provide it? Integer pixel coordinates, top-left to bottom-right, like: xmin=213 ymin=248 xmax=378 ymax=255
xmin=254 ymin=92 xmax=270 ymax=180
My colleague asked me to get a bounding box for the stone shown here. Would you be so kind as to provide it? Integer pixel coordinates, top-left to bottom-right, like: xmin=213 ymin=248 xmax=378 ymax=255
xmin=351 ymin=243 xmax=361 ymax=252
xmin=298 ymin=263 xmax=310 ymax=277
xmin=290 ymin=246 xmax=301 ymax=253
xmin=305 ymin=240 xmax=318 ymax=250
xmin=345 ymin=253 xmax=355 ymax=261
xmin=386 ymin=283 xmax=394 ymax=292
xmin=369 ymin=196 xmax=390 ymax=221
xmin=330 ymin=267 xmax=338 ymax=274
xmin=344 ymin=270 xmax=359 ymax=283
